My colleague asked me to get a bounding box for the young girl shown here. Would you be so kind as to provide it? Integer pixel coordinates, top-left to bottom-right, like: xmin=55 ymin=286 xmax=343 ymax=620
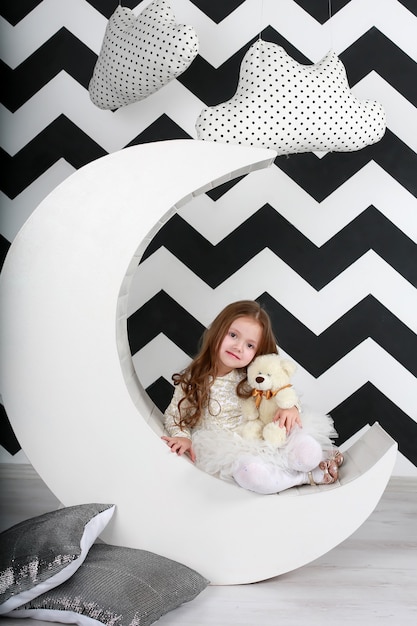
xmin=162 ymin=300 xmax=343 ymax=494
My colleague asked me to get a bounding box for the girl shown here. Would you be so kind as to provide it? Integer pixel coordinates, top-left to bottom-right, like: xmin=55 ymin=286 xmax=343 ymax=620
xmin=162 ymin=300 xmax=342 ymax=494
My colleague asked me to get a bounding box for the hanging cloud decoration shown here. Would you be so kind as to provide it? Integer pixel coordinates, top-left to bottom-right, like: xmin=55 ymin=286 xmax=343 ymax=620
xmin=196 ymin=40 xmax=386 ymax=154
xmin=89 ymin=0 xmax=199 ymax=110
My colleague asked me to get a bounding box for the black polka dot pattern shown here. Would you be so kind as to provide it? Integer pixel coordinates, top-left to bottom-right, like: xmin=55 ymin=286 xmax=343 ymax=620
xmin=196 ymin=40 xmax=386 ymax=154
xmin=89 ymin=0 xmax=199 ymax=110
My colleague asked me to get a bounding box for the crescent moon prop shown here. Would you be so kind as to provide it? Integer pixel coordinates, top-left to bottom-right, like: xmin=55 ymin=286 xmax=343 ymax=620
xmin=0 ymin=140 xmax=397 ymax=585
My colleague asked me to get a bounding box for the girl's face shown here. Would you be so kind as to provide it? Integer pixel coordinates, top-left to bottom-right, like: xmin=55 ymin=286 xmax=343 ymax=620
xmin=216 ymin=316 xmax=262 ymax=376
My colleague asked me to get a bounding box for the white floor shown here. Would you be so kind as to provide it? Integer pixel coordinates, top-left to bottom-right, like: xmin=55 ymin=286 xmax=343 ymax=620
xmin=0 ymin=465 xmax=416 ymax=625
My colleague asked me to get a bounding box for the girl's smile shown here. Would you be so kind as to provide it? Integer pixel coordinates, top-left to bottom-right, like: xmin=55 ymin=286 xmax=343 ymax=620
xmin=217 ymin=316 xmax=262 ymax=376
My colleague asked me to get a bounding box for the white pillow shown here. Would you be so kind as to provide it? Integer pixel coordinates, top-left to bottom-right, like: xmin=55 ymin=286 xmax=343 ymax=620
xmin=0 ymin=504 xmax=115 ymax=614
xmin=89 ymin=0 xmax=199 ymax=109
xmin=196 ymin=40 xmax=386 ymax=154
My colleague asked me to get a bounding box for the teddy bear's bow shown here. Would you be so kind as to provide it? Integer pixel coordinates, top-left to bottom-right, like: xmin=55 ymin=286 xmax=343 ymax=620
xmin=251 ymin=385 xmax=293 ymax=408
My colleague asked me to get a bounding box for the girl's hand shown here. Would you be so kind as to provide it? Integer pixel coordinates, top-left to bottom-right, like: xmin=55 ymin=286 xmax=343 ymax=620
xmin=273 ymin=406 xmax=302 ymax=434
xmin=161 ymin=436 xmax=196 ymax=462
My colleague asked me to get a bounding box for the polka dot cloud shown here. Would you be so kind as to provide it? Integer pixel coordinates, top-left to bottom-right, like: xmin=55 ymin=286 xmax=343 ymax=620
xmin=89 ymin=0 xmax=199 ymax=110
xmin=196 ymin=40 xmax=386 ymax=154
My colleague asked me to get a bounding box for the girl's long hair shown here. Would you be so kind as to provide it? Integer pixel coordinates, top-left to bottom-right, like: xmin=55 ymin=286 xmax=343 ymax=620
xmin=172 ymin=300 xmax=278 ymax=429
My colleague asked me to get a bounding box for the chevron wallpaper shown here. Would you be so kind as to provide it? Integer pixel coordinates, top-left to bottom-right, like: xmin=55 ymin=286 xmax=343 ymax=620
xmin=1 ymin=0 xmax=416 ymax=476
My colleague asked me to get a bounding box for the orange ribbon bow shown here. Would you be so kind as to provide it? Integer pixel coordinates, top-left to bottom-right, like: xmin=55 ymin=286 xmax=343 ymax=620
xmin=251 ymin=384 xmax=292 ymax=409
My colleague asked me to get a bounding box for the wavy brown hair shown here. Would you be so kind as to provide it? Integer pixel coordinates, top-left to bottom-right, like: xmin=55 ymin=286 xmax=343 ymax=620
xmin=172 ymin=300 xmax=278 ymax=430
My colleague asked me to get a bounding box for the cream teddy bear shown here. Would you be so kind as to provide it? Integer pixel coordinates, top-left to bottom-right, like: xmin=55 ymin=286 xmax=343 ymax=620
xmin=240 ymin=353 xmax=300 ymax=446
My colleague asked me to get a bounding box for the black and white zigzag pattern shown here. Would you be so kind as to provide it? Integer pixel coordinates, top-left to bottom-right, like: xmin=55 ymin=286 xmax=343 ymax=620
xmin=1 ymin=0 xmax=416 ymax=473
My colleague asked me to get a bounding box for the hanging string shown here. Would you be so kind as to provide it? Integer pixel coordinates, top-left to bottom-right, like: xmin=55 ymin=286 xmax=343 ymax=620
xmin=327 ymin=0 xmax=334 ymax=51
xmin=258 ymin=0 xmax=264 ymax=40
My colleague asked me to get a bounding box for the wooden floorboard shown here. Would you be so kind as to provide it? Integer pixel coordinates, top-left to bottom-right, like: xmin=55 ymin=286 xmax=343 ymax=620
xmin=0 ymin=465 xmax=416 ymax=625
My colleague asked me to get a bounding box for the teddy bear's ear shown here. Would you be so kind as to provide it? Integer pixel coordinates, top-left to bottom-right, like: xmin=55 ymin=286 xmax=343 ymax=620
xmin=280 ymin=358 xmax=297 ymax=377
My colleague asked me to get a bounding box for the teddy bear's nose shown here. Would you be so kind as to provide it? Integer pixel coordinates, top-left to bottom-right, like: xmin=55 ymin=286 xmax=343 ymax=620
xmin=255 ymin=376 xmax=264 ymax=384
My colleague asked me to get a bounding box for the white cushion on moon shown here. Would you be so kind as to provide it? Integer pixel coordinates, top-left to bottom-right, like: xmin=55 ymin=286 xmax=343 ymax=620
xmin=196 ymin=40 xmax=386 ymax=154
xmin=89 ymin=0 xmax=199 ymax=109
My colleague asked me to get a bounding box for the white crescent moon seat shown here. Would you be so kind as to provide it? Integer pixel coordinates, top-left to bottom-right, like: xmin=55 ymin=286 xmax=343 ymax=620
xmin=0 ymin=140 xmax=397 ymax=585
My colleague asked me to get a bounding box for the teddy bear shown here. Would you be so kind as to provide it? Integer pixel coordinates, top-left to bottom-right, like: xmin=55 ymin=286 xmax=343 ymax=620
xmin=240 ymin=353 xmax=300 ymax=446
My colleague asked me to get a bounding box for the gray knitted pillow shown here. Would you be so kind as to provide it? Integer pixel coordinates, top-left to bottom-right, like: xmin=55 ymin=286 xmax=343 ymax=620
xmin=89 ymin=0 xmax=199 ymax=109
xmin=0 ymin=503 xmax=115 ymax=615
xmin=8 ymin=543 xmax=210 ymax=626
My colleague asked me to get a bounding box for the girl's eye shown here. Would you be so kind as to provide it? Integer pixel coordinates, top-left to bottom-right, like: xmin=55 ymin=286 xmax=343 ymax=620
xmin=230 ymin=332 xmax=237 ymax=338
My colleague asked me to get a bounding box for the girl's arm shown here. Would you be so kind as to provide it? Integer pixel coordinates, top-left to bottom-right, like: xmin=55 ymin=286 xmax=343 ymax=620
xmin=162 ymin=385 xmax=196 ymax=461
xmin=163 ymin=385 xmax=192 ymax=439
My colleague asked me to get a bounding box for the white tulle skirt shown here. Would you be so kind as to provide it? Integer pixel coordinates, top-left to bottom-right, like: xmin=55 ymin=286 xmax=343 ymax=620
xmin=192 ymin=408 xmax=338 ymax=481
